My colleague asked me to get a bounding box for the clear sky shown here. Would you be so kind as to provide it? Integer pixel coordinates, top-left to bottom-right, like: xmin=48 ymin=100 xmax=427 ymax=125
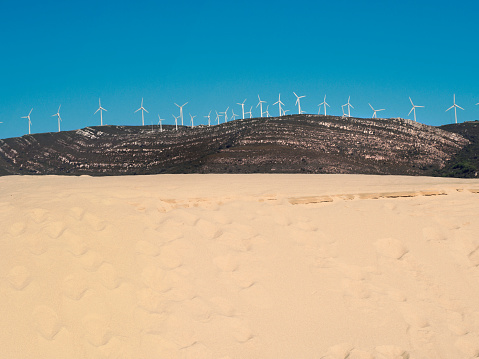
xmin=1 ymin=0 xmax=478 ymax=139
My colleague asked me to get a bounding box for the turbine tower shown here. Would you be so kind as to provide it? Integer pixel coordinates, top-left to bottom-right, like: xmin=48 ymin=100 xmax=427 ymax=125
xmin=94 ymin=98 xmax=107 ymax=126
xmin=174 ymin=102 xmax=188 ymax=126
xmin=231 ymin=109 xmax=238 ymax=121
xmin=215 ymin=111 xmax=221 ymax=125
xmin=293 ymin=92 xmax=306 ymax=114
xmin=343 ymin=96 xmax=354 ymax=117
xmin=408 ymin=97 xmax=424 ymax=122
xmin=446 ymin=94 xmax=464 ymax=124
xmin=135 ymin=98 xmax=148 ymax=126
xmin=157 ymin=114 xmax=164 ymax=132
xmin=265 ymin=105 xmax=270 ymax=118
xmin=257 ymin=95 xmax=266 ymax=117
xmin=189 ymin=113 xmax=196 ymax=128
xmin=245 ymin=106 xmax=253 ymax=118
xmin=369 ymin=103 xmax=385 ymax=118
xmin=273 ymin=93 xmax=284 ymax=117
xmin=318 ymin=95 xmax=330 ymax=115
xmin=172 ymin=114 xmax=179 ymax=131
xmin=21 ymin=108 xmax=33 ymax=134
xmin=204 ymin=110 xmax=212 ymax=126
xmin=224 ymin=107 xmax=229 ymax=122
xmin=52 ymin=105 xmax=62 ymax=132
xmin=236 ymin=99 xmax=246 ymax=119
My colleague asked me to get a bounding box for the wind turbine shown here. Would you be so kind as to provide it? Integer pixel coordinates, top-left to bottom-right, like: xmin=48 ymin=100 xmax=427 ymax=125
xmin=265 ymin=105 xmax=270 ymax=118
xmin=94 ymin=98 xmax=107 ymax=126
xmin=283 ymin=109 xmax=290 ymax=115
xmin=273 ymin=93 xmax=284 ymax=117
xmin=174 ymin=102 xmax=188 ymax=126
xmin=231 ymin=109 xmax=238 ymax=121
xmin=369 ymin=103 xmax=385 ymax=118
xmin=215 ymin=111 xmax=221 ymax=125
xmin=318 ymin=95 xmax=330 ymax=115
xmin=293 ymin=92 xmax=306 ymax=114
xmin=157 ymin=115 xmax=164 ymax=132
xmin=245 ymin=106 xmax=253 ymax=118
xmin=446 ymin=94 xmax=464 ymax=124
xmin=172 ymin=114 xmax=179 ymax=131
xmin=224 ymin=107 xmax=229 ymax=123
xmin=257 ymin=95 xmax=266 ymax=117
xmin=204 ymin=110 xmax=212 ymax=126
xmin=236 ymin=99 xmax=246 ymax=119
xmin=408 ymin=97 xmax=424 ymax=122
xmin=21 ymin=108 xmax=33 ymax=134
xmin=135 ymin=98 xmax=148 ymax=126
xmin=189 ymin=113 xmax=196 ymax=128
xmin=343 ymin=96 xmax=354 ymax=117
xmin=52 ymin=105 xmax=62 ymax=132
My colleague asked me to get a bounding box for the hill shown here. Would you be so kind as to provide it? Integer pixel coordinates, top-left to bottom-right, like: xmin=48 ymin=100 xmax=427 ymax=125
xmin=0 ymin=115 xmax=471 ymax=176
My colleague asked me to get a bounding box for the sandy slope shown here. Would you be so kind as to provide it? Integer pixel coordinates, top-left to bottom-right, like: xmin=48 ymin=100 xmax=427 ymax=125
xmin=1 ymin=174 xmax=479 ymax=359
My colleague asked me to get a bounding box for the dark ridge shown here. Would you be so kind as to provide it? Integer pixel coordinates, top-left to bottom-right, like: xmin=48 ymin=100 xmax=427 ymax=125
xmin=0 ymin=114 xmax=471 ymax=177
xmin=435 ymin=121 xmax=479 ymax=177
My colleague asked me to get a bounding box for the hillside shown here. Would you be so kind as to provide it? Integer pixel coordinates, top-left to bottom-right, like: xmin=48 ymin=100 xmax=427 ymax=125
xmin=0 ymin=115 xmax=471 ymax=176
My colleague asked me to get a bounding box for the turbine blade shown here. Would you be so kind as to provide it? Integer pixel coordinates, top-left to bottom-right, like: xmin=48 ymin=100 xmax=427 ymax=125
xmin=409 ymin=97 xmax=414 ymax=106
xmin=175 ymin=103 xmax=179 ymax=107
xmin=457 ymin=105 xmax=464 ymax=110
xmin=94 ymin=108 xmax=99 ymax=114
xmin=135 ymin=108 xmax=140 ymax=113
xmin=144 ymin=109 xmax=149 ymax=113
xmin=408 ymin=108 xmax=414 ymax=115
xmin=445 ymin=105 xmax=454 ymax=112
xmin=369 ymin=103 xmax=374 ymax=110
xmin=29 ymin=108 xmax=33 ymax=115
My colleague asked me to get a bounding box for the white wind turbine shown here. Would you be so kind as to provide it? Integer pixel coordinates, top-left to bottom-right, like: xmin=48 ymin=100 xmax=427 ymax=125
xmin=283 ymin=109 xmax=290 ymax=115
xmin=265 ymin=105 xmax=270 ymax=117
xmin=318 ymin=95 xmax=330 ymax=115
xmin=94 ymin=98 xmax=107 ymax=126
xmin=204 ymin=110 xmax=212 ymax=126
xmin=273 ymin=93 xmax=284 ymax=117
xmin=236 ymin=99 xmax=246 ymax=119
xmin=224 ymin=107 xmax=229 ymax=122
xmin=245 ymin=106 xmax=253 ymax=118
xmin=257 ymin=95 xmax=266 ymax=117
xmin=293 ymin=92 xmax=306 ymax=114
xmin=446 ymin=94 xmax=464 ymax=124
xmin=189 ymin=113 xmax=196 ymax=128
xmin=175 ymin=102 xmax=188 ymax=126
xmin=157 ymin=115 xmax=164 ymax=132
xmin=135 ymin=98 xmax=148 ymax=126
xmin=343 ymin=96 xmax=354 ymax=117
xmin=21 ymin=108 xmax=33 ymax=134
xmin=408 ymin=97 xmax=424 ymax=122
xmin=52 ymin=105 xmax=62 ymax=132
xmin=215 ymin=111 xmax=221 ymax=125
xmin=369 ymin=103 xmax=385 ymax=118
xmin=172 ymin=114 xmax=179 ymax=131
xmin=231 ymin=109 xmax=238 ymax=121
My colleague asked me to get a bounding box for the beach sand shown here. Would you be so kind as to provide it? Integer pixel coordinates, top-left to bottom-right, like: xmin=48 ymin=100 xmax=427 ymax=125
xmin=1 ymin=174 xmax=479 ymax=359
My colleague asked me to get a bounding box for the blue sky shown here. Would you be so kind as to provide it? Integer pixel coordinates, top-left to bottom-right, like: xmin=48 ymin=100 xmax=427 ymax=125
xmin=1 ymin=0 xmax=478 ymax=139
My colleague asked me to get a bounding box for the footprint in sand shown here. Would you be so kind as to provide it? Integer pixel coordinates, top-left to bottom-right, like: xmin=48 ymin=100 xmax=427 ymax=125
xmin=374 ymin=238 xmax=408 ymax=260
xmin=183 ymin=342 xmax=213 ymax=359
xmin=468 ymin=246 xmax=479 ymax=267
xmin=185 ymin=297 xmax=213 ymax=322
xmin=63 ymin=229 xmax=88 ymax=257
xmin=454 ymin=334 xmax=479 ymax=358
xmin=69 ymin=206 xmax=85 ymax=220
xmin=98 ymin=263 xmax=121 ymax=289
xmin=422 ymin=226 xmax=447 ymax=242
xmin=209 ymin=297 xmax=236 ymax=317
xmin=80 ymin=250 xmax=104 ymax=272
xmin=141 ymin=266 xmax=173 ymax=293
xmin=165 ymin=315 xmax=197 ymax=348
xmin=159 ymin=244 xmax=183 ymax=270
xmin=400 ymin=304 xmax=430 ymax=328
xmin=213 ymin=254 xmax=239 ymax=272
xmin=29 ymin=208 xmax=49 ymax=223
xmin=137 ymin=288 xmax=168 ymax=314
xmin=374 ymin=345 xmax=409 ymax=359
xmin=83 ymin=212 xmax=107 ymax=231
xmin=135 ymin=240 xmax=162 ymax=256
xmin=33 ymin=305 xmax=62 ymax=340
xmin=81 ymin=315 xmax=113 ymax=347
xmin=227 ymin=317 xmax=253 ymax=343
xmin=8 ymin=222 xmax=27 ymax=236
xmin=63 ymin=274 xmax=89 ymax=300
xmin=322 ymin=343 xmax=353 ymax=359
xmin=195 ymin=218 xmax=223 ymax=239
xmin=7 ymin=265 xmax=31 ymax=290
xmin=43 ymin=221 xmax=67 ymax=239
xmin=27 ymin=235 xmax=50 ymax=255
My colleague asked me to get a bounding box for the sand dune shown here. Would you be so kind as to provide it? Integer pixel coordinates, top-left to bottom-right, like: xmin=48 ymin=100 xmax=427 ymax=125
xmin=1 ymin=174 xmax=479 ymax=359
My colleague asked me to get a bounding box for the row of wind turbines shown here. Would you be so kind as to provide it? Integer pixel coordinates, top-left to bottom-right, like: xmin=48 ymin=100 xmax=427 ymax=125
xmin=16 ymin=94 xmax=478 ymax=135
